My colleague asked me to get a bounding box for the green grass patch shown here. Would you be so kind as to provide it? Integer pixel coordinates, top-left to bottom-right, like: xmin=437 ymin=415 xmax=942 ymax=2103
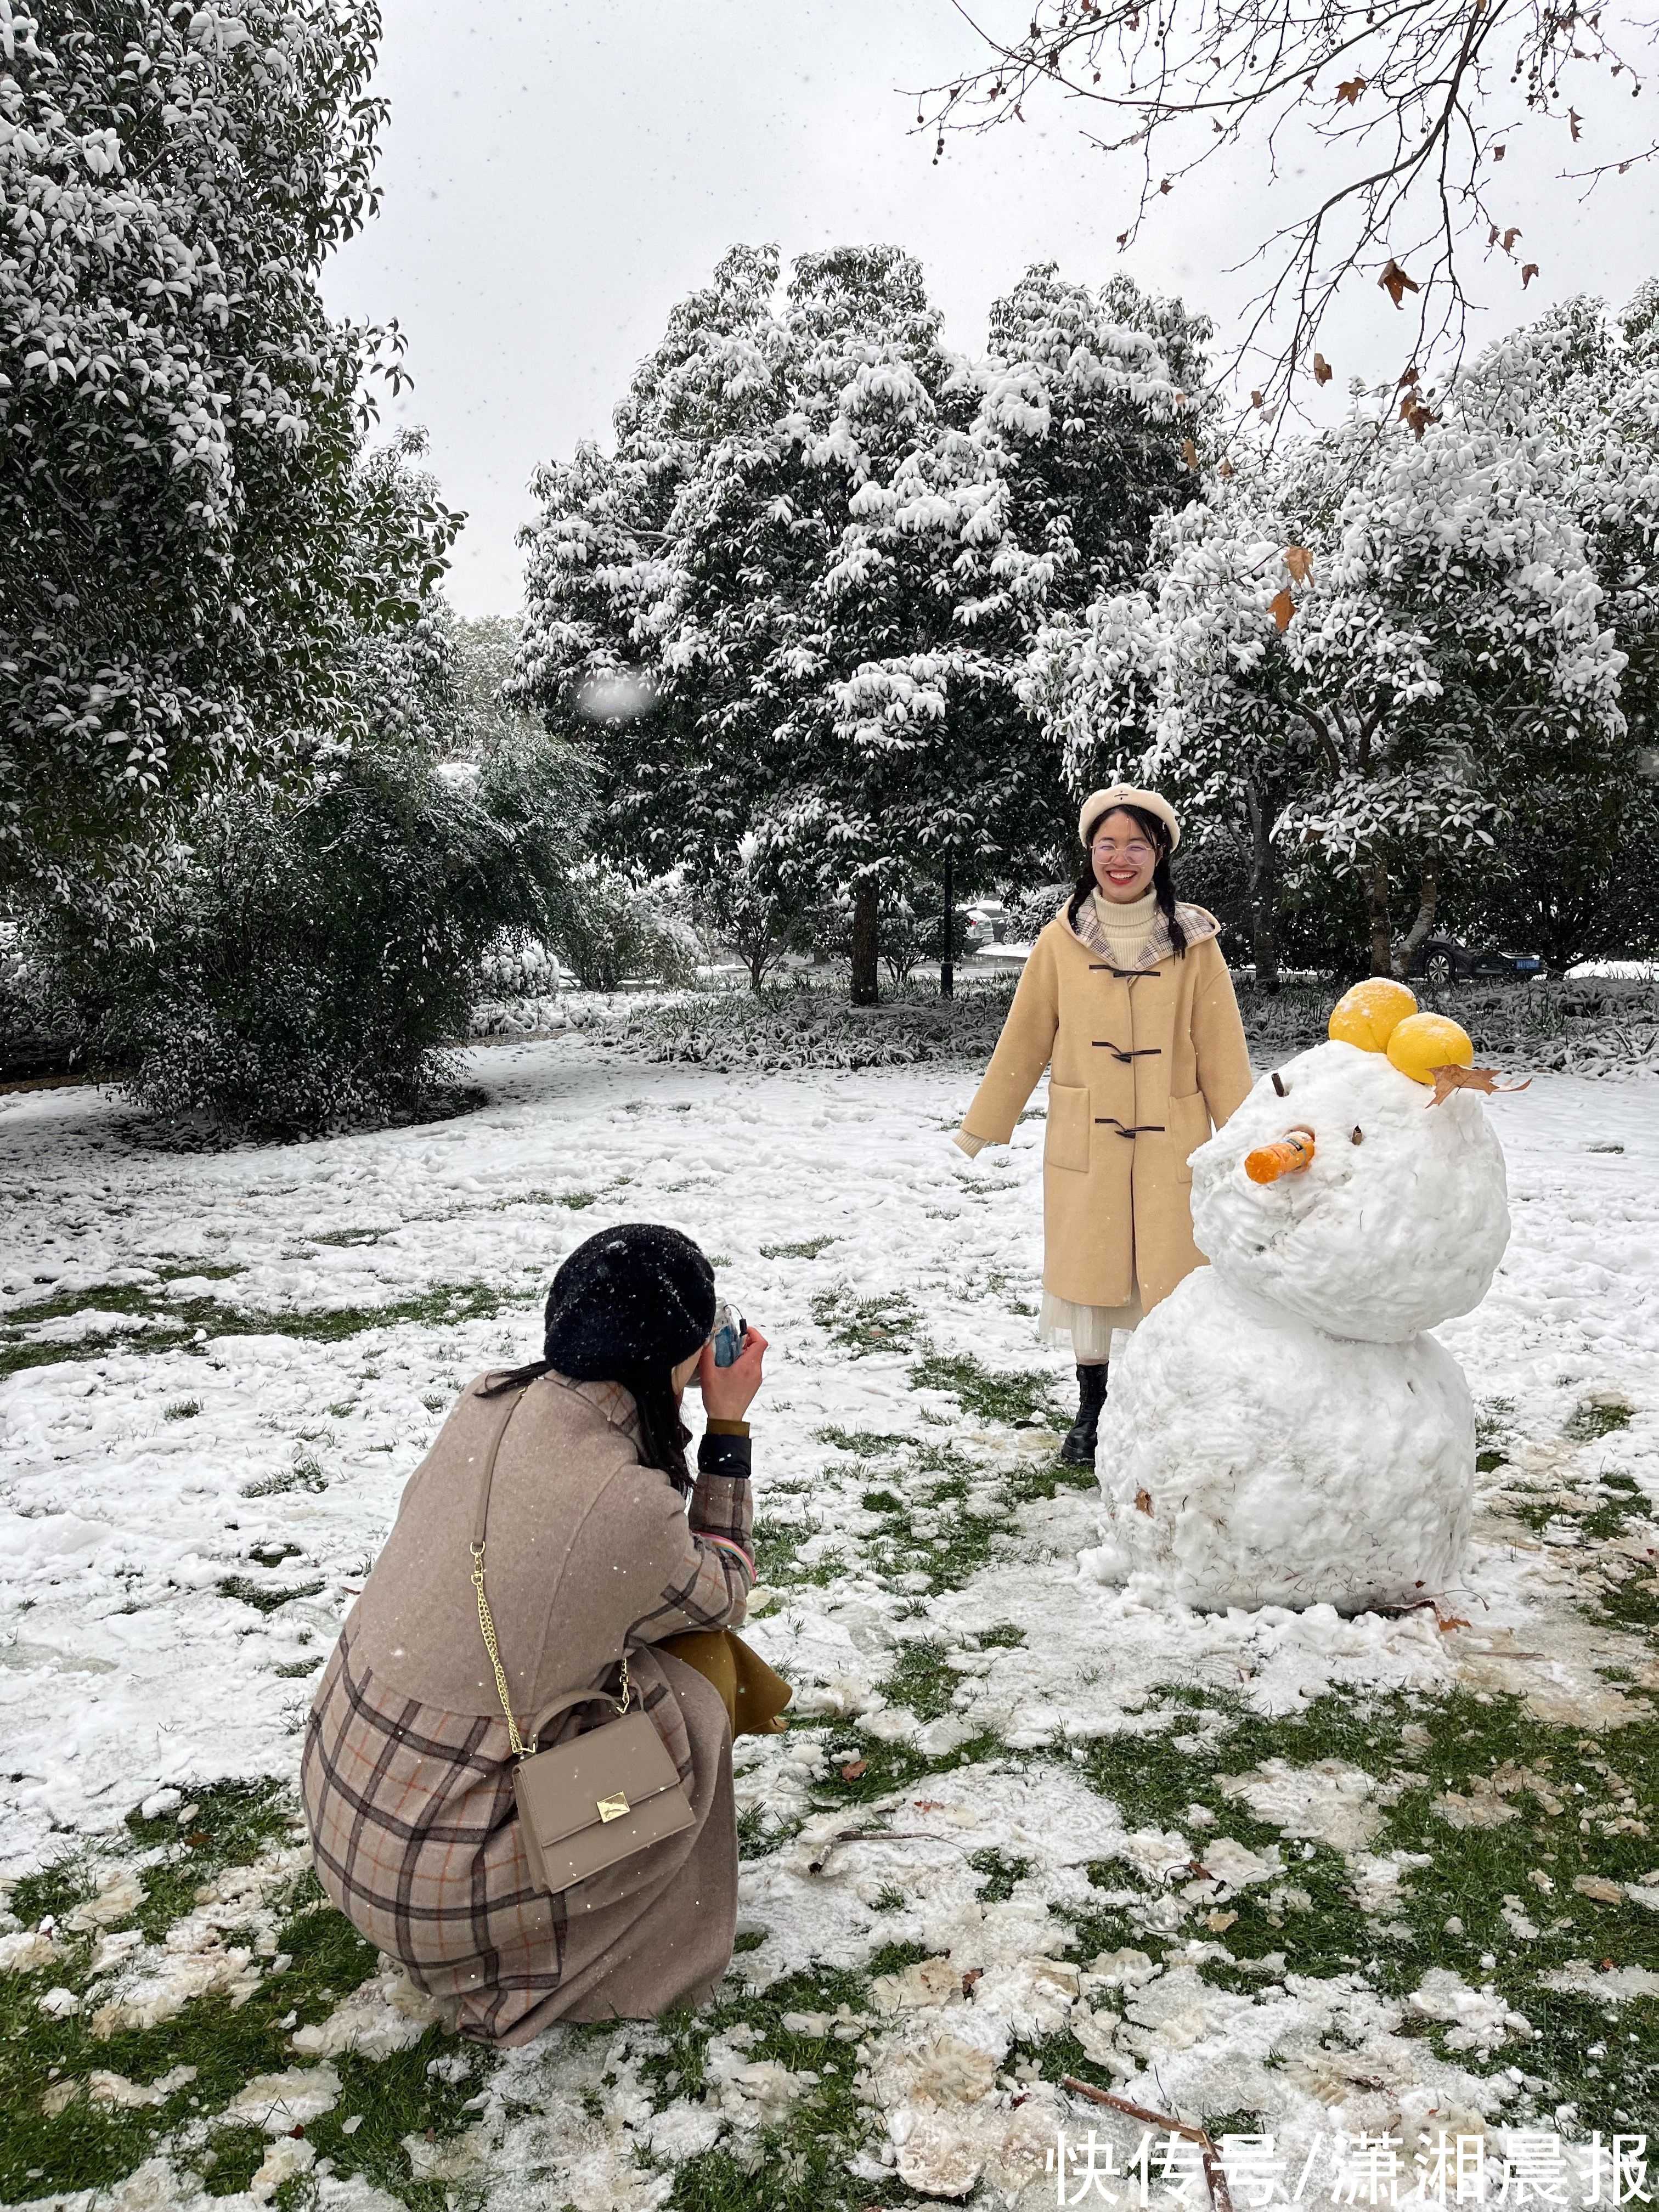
xmin=0 ymin=1771 xmax=492 ymax=2208
xmin=751 ymin=1519 xmax=843 ymax=1589
xmin=761 ymin=1237 xmax=838 ymax=1260
xmin=242 ymin=1452 xmax=329 ymax=1498
xmin=967 ymin=1848 xmax=1032 ymax=1902
xmin=810 ymin=1286 xmax=921 ymax=1357
xmin=817 ymin=1427 xmax=913 ymax=1457
xmin=879 ymin=1640 xmax=959 ymax=1724
xmin=1566 ymin=1398 xmax=1633 ymax=1442
xmin=1058 ymin=1683 xmax=1659 ymax=2130
xmin=216 ymin=1575 xmax=328 ymax=1615
xmin=908 ymin=1350 xmax=1063 ymax=1429
xmin=0 ymin=1279 xmax=528 ymax=1381
xmin=124 ymin=1779 xmax=296 ymax=1939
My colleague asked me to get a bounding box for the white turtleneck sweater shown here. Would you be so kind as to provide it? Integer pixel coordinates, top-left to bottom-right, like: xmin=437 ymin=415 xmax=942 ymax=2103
xmin=1091 ymin=885 xmax=1158 ymax=968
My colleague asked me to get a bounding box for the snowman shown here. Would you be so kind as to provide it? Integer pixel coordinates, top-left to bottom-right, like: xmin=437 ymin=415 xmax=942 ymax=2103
xmin=1082 ymin=981 xmax=1514 ymax=1614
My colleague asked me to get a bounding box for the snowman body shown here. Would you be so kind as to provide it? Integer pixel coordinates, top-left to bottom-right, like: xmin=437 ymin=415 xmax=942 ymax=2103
xmin=1085 ymin=1040 xmax=1510 ymax=1613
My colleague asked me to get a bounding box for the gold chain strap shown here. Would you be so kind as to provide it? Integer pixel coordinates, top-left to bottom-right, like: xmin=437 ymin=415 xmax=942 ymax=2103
xmin=471 ymin=1541 xmax=534 ymax=1758
xmin=470 ymin=1540 xmax=631 ymax=1762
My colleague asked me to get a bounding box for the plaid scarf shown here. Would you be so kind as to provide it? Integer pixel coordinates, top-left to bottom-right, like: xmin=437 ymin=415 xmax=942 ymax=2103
xmin=1065 ymin=898 xmax=1222 ymax=972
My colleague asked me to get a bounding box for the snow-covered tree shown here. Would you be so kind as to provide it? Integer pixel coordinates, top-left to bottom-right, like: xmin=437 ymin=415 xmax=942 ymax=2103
xmin=0 ymin=0 xmax=458 ymax=912
xmin=514 ymin=246 xmax=1205 ymax=1000
xmin=1036 ymin=326 xmax=1635 ymax=978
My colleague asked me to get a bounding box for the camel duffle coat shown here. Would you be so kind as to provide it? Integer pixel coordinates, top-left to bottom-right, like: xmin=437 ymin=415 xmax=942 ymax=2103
xmin=301 ymin=1371 xmax=752 ymax=2044
xmin=960 ymin=899 xmax=1252 ymax=1313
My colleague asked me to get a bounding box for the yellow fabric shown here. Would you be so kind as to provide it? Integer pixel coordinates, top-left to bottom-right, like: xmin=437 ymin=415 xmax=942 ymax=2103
xmin=658 ymin=1629 xmax=792 ymax=1740
xmin=957 ymin=908 xmax=1252 ymax=1312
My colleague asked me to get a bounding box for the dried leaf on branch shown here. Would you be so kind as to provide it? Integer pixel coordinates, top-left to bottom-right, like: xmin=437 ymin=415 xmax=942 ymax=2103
xmin=1378 ymin=258 xmax=1420 ymax=306
xmin=1284 ymin=545 xmax=1313 ymax=583
xmin=1313 ymin=352 xmax=1333 ymax=384
xmin=1269 ymin=588 xmax=1295 ymax=632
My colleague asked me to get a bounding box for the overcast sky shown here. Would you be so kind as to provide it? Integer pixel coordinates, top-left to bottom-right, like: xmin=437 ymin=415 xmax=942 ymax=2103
xmin=320 ymin=2 xmax=1659 ymax=617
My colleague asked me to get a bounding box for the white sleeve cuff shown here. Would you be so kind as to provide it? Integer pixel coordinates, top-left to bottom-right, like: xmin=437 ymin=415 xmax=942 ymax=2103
xmin=953 ymin=1130 xmax=989 ymax=1158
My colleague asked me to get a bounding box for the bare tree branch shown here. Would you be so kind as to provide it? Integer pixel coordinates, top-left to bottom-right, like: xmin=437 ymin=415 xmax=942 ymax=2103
xmin=913 ymin=0 xmax=1654 ymax=409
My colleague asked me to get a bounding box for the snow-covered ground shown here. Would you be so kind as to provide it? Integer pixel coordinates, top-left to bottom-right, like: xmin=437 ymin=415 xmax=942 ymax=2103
xmin=1 ymin=1038 xmax=1655 ymax=2211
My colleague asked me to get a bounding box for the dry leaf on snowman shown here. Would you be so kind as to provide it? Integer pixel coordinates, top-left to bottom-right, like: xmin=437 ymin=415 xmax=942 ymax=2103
xmin=1426 ymin=1065 xmax=1533 ymax=1108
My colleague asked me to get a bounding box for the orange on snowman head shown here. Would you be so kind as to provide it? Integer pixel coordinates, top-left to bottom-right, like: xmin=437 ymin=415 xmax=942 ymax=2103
xmin=1386 ymin=1011 xmax=1475 ymax=1086
xmin=1328 ymin=978 xmax=1419 ymax=1052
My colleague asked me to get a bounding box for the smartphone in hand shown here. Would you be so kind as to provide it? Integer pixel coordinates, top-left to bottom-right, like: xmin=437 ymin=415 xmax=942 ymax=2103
xmin=711 ymin=1300 xmax=747 ymax=1367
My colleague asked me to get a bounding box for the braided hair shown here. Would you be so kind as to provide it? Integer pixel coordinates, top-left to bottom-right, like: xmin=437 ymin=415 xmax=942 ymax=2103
xmin=1066 ymin=802 xmax=1188 ymax=958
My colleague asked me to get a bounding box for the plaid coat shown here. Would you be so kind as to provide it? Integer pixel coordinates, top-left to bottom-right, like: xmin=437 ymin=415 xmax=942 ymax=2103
xmin=301 ymin=1373 xmax=753 ymax=2043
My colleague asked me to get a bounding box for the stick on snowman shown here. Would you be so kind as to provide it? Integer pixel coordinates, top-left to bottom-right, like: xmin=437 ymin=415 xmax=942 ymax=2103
xmin=1084 ymin=980 xmax=1527 ymax=1616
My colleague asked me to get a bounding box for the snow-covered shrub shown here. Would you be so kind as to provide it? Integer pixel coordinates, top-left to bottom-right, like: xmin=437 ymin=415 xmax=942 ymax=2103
xmin=477 ymin=940 xmax=575 ymax=998
xmin=689 ymin=838 xmax=815 ymax=990
xmin=555 ymin=863 xmax=699 ymax=992
xmin=1001 ymin=883 xmax=1070 ymax=944
xmin=27 ymin=727 xmax=590 ymax=1136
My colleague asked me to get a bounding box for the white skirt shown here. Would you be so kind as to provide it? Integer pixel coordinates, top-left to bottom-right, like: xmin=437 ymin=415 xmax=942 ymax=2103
xmin=1037 ymin=1284 xmax=1143 ymax=1364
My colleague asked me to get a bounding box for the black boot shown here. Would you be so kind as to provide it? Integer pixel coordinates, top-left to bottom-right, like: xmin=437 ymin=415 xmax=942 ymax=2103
xmin=1059 ymin=1363 xmax=1108 ymax=1465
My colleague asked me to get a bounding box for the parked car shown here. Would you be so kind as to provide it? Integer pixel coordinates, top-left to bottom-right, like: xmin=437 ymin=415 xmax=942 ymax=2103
xmin=1406 ymin=935 xmax=1545 ymax=986
xmin=954 ymin=902 xmax=1009 ymax=955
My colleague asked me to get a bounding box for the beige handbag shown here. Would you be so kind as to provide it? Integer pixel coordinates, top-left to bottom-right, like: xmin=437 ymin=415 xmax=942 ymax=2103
xmin=469 ymin=1390 xmax=696 ymax=1895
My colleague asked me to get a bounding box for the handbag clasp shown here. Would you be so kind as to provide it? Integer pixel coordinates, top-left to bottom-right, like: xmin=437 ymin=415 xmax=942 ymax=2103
xmin=596 ymin=1793 xmax=630 ymax=1823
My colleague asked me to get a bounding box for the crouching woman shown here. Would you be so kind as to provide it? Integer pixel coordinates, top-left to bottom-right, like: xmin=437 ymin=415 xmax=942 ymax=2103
xmin=300 ymin=1224 xmax=783 ymax=2044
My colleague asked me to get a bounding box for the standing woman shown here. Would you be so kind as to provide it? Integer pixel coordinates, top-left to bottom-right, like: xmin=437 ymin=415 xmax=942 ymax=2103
xmin=955 ymin=787 xmax=1252 ymax=1465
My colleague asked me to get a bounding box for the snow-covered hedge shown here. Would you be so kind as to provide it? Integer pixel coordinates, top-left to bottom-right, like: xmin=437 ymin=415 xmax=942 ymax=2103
xmin=583 ymin=975 xmax=1659 ymax=1079
xmin=1239 ymin=979 xmax=1659 ymax=1077
xmin=592 ymin=984 xmax=1019 ymax=1072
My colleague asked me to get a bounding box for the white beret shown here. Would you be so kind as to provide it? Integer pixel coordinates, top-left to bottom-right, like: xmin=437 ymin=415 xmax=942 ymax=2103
xmin=1077 ymin=785 xmax=1181 ymax=851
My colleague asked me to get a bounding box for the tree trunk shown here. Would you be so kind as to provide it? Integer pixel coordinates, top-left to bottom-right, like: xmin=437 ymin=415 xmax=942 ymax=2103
xmin=1394 ymin=861 xmax=1440 ymax=981
xmin=1364 ymin=856 xmax=1394 ymax=978
xmin=1245 ymin=787 xmax=1280 ymax=994
xmin=850 ymin=885 xmax=880 ymax=1005
xmin=940 ymin=853 xmax=954 ymax=1001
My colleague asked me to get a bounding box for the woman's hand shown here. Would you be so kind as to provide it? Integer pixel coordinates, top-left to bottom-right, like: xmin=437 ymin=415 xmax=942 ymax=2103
xmin=698 ymin=1325 xmax=768 ymax=1424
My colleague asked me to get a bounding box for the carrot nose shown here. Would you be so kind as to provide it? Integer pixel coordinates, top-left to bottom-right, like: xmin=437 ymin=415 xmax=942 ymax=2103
xmin=1246 ymin=1127 xmax=1316 ymax=1184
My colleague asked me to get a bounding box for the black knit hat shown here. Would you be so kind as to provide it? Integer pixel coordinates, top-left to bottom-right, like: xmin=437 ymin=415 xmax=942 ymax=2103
xmin=543 ymin=1223 xmax=715 ymax=1379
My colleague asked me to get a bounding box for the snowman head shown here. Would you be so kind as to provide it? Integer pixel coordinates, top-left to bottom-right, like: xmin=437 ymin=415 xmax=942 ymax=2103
xmin=1189 ymin=990 xmax=1511 ymax=1342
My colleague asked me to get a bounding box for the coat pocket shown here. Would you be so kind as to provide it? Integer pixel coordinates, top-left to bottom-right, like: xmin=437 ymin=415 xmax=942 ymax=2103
xmin=1045 ymin=1084 xmax=1091 ymax=1173
xmin=1168 ymin=1091 xmax=1211 ymax=1180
